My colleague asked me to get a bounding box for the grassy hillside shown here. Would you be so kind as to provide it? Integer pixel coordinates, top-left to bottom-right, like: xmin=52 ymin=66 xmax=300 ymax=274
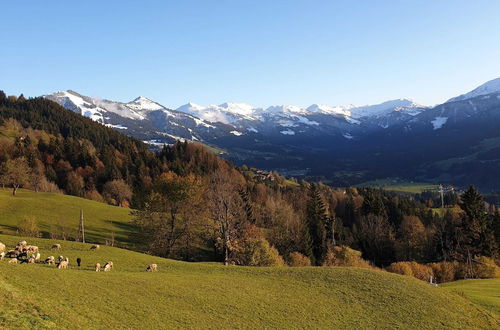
xmin=442 ymin=279 xmax=500 ymax=320
xmin=0 ymin=235 xmax=498 ymax=329
xmin=356 ymin=179 xmax=438 ymax=194
xmin=0 ymin=189 xmax=133 ymax=245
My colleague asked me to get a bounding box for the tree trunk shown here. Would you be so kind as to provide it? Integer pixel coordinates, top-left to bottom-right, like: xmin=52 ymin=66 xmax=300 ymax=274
xmin=223 ymin=234 xmax=229 ymax=266
xmin=12 ymin=185 xmax=18 ymax=196
xmin=224 ymin=246 xmax=229 ymax=266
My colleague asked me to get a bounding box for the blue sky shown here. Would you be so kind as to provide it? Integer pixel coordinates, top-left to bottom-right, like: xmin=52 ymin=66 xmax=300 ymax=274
xmin=1 ymin=1 xmax=500 ymax=108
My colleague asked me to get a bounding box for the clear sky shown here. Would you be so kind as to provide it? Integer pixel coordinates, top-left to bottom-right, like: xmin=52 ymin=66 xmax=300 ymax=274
xmin=2 ymin=1 xmax=500 ymax=108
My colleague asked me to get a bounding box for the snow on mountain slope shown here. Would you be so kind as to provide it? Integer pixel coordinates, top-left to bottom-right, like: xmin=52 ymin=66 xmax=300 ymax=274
xmin=431 ymin=116 xmax=448 ymax=130
xmin=45 ymin=90 xmax=431 ymax=145
xmin=447 ymin=77 xmax=500 ymax=102
xmin=348 ymin=99 xmax=425 ymax=118
xmin=46 ymin=90 xmax=107 ymax=122
xmin=175 ymin=99 xmax=425 ymax=130
xmin=176 ymin=102 xmax=259 ymax=125
xmin=45 ymin=91 xmax=162 ymax=121
xmin=307 ymin=104 xmax=354 ymax=116
xmin=127 ymin=96 xmax=165 ymax=112
xmin=44 ymin=91 xmax=227 ymax=145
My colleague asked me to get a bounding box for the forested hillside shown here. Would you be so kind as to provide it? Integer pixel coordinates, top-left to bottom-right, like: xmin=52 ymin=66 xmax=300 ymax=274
xmin=0 ymin=91 xmax=498 ymax=273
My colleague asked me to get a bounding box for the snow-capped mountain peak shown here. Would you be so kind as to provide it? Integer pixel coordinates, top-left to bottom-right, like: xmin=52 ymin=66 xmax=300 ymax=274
xmin=175 ymin=101 xmax=263 ymax=125
xmin=447 ymin=77 xmax=500 ymax=103
xmin=348 ymin=98 xmax=424 ymax=118
xmin=127 ymin=96 xmax=165 ymax=112
xmin=265 ymin=105 xmax=306 ymax=114
xmin=218 ymin=102 xmax=256 ymax=116
xmin=307 ymin=104 xmax=354 ymax=116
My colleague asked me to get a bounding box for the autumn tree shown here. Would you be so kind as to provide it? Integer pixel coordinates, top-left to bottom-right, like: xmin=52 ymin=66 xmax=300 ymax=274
xmin=264 ymin=194 xmax=308 ymax=258
xmin=3 ymin=157 xmax=30 ymax=195
xmin=103 ymin=179 xmax=133 ymax=207
xmin=355 ymin=214 xmax=395 ymax=266
xmin=396 ymin=215 xmax=426 ymax=261
xmin=66 ymin=172 xmax=85 ymax=197
xmin=207 ymin=166 xmax=245 ymax=265
xmin=137 ymin=172 xmax=206 ymax=259
xmin=29 ymin=159 xmax=46 ymax=192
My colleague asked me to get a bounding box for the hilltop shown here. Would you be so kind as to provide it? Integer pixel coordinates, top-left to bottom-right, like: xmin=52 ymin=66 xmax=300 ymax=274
xmin=0 ymin=234 xmax=498 ymax=329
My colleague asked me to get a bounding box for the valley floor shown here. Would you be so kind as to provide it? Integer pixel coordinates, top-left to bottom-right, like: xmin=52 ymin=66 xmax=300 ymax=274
xmin=0 ymin=235 xmax=498 ymax=329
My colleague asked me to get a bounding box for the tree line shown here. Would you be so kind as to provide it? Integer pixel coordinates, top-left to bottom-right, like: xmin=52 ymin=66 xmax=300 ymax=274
xmin=0 ymin=91 xmax=498 ymax=268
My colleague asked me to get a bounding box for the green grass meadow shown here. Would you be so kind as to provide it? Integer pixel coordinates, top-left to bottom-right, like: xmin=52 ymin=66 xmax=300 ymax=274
xmin=356 ymin=179 xmax=438 ymax=194
xmin=0 ymin=189 xmax=134 ymax=244
xmin=442 ymin=278 xmax=500 ymax=320
xmin=0 ymin=235 xmax=498 ymax=329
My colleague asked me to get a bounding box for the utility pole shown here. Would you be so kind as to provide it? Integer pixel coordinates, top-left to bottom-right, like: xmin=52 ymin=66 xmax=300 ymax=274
xmin=439 ymin=184 xmax=445 ymax=209
xmin=331 ymin=216 xmax=336 ymax=247
xmin=78 ymin=209 xmax=85 ymax=243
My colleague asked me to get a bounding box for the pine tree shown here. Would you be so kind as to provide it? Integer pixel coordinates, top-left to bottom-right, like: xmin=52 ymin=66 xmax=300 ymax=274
xmin=306 ymin=184 xmax=328 ymax=265
xmin=239 ymin=188 xmax=256 ymax=224
xmin=361 ymin=189 xmax=387 ymax=218
xmin=459 ymin=186 xmax=495 ymax=257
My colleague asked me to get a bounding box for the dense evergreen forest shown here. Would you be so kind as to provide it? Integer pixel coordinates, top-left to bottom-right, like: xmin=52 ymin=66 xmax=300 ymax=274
xmin=0 ymin=92 xmax=498 ymax=279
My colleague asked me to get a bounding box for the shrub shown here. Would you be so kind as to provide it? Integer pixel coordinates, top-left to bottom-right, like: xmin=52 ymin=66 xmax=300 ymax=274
xmin=408 ymin=262 xmax=433 ymax=282
xmin=288 ymin=252 xmax=311 ymax=267
xmin=386 ymin=262 xmax=413 ymax=277
xmin=386 ymin=262 xmax=433 ymax=282
xmin=473 ymin=256 xmax=499 ymax=279
xmin=428 ymin=262 xmax=460 ymax=283
xmin=85 ymin=190 xmax=105 ymax=203
xmin=323 ymin=246 xmax=372 ymax=268
xmin=240 ymin=238 xmax=285 ymax=267
xmin=18 ymin=216 xmax=40 ymax=238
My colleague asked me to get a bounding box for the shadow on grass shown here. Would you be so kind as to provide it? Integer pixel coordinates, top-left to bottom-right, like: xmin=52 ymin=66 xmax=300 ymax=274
xmin=103 ymin=220 xmax=140 ymax=245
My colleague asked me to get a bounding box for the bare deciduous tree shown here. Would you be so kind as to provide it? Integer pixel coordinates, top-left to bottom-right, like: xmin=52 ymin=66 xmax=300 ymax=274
xmin=207 ymin=167 xmax=245 ymax=265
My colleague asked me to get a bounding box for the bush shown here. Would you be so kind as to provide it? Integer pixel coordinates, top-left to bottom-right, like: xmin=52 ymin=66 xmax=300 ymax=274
xmin=85 ymin=190 xmax=105 ymax=203
xmin=473 ymin=256 xmax=499 ymax=279
xmin=18 ymin=216 xmax=40 ymax=238
xmin=428 ymin=262 xmax=460 ymax=283
xmin=386 ymin=262 xmax=414 ymax=277
xmin=386 ymin=262 xmax=433 ymax=282
xmin=389 ymin=258 xmax=499 ymax=283
xmin=323 ymin=246 xmax=372 ymax=268
xmin=288 ymin=252 xmax=311 ymax=267
xmin=409 ymin=262 xmax=433 ymax=282
xmin=240 ymin=238 xmax=285 ymax=267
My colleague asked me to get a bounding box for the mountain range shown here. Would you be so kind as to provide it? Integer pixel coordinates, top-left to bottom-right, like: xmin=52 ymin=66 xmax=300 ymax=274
xmin=44 ymin=77 xmax=500 ymax=190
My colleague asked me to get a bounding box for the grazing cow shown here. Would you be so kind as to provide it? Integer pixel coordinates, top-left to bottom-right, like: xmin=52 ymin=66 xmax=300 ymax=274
xmin=95 ymin=263 xmax=101 ymax=272
xmin=103 ymin=261 xmax=113 ymax=272
xmin=45 ymin=256 xmax=55 ymax=265
xmin=58 ymin=256 xmax=65 ymax=263
xmin=57 ymin=260 xmax=69 ymax=269
xmin=51 ymin=244 xmax=61 ymax=250
xmin=8 ymin=258 xmax=18 ymax=264
xmin=0 ymin=252 xmax=5 ymax=260
xmin=147 ymin=264 xmax=158 ymax=272
xmin=0 ymin=242 xmax=5 ymax=253
xmin=90 ymin=244 xmax=100 ymax=251
xmin=76 ymin=258 xmax=82 ymax=267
